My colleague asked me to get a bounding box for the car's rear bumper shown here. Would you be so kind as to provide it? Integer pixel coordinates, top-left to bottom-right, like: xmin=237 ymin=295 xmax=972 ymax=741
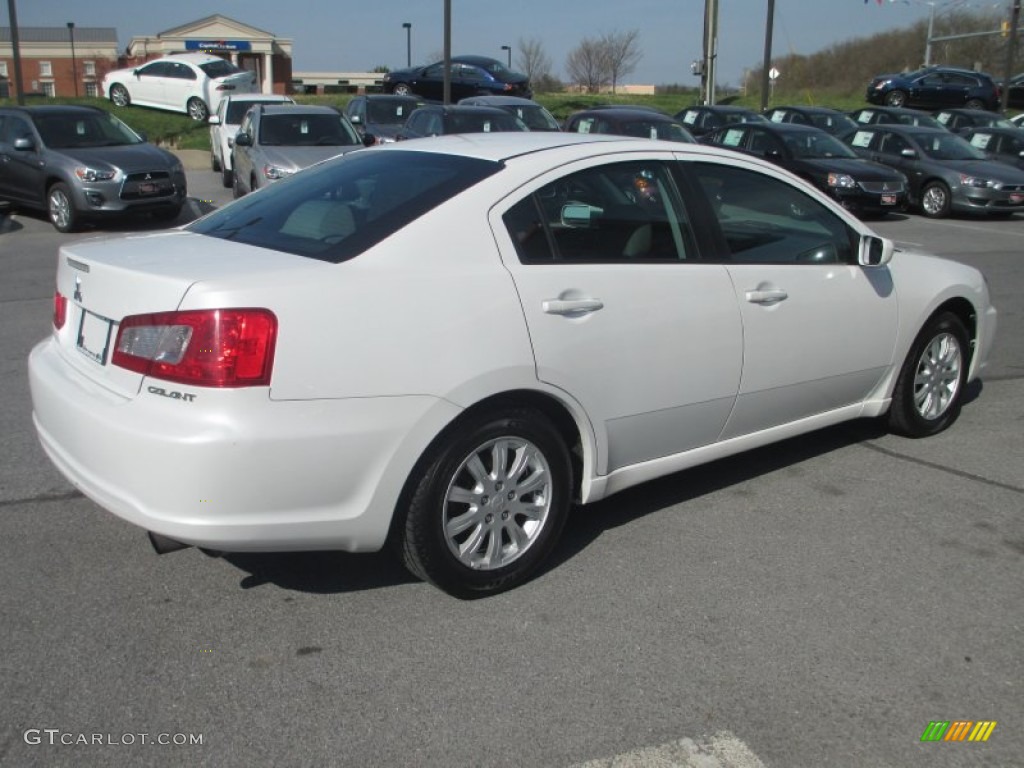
xmin=28 ymin=337 xmax=458 ymax=553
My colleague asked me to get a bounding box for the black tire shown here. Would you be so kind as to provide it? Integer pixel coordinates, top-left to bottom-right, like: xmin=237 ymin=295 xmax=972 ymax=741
xmin=392 ymin=83 xmax=412 ymax=96
xmin=187 ymin=97 xmax=209 ymax=122
xmin=211 ymin=152 xmax=221 ymax=172
xmin=399 ymin=408 xmax=572 ymax=597
xmin=221 ymin=166 xmax=233 ymax=188
xmin=964 ymin=98 xmax=985 ymax=110
xmin=47 ymin=182 xmax=80 ymax=233
xmin=109 ymin=83 xmax=130 ymax=107
xmin=232 ymin=170 xmax=245 ymax=199
xmin=889 ymin=312 xmax=969 ymax=438
xmin=920 ymin=180 xmax=951 ymax=219
xmin=884 ymin=90 xmax=908 ymax=107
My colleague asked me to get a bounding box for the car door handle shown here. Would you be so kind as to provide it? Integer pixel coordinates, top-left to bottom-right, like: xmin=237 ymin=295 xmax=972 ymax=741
xmin=542 ymin=298 xmax=604 ymax=315
xmin=745 ymin=288 xmax=788 ymax=305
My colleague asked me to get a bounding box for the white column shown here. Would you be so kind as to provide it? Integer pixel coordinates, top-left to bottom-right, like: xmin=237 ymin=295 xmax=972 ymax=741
xmin=263 ymin=52 xmax=274 ymax=94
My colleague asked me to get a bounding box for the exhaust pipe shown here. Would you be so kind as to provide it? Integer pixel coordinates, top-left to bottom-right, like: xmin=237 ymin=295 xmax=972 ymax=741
xmin=148 ymin=531 xmax=192 ymax=555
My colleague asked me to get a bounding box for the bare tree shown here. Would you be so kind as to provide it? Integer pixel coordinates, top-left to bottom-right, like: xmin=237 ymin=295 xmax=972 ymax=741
xmin=517 ymin=37 xmax=552 ymax=82
xmin=565 ymin=37 xmax=609 ymax=93
xmin=601 ymin=29 xmax=642 ymax=93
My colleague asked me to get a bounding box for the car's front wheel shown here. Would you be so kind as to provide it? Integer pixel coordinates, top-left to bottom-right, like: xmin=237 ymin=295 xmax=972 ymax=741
xmin=399 ymin=408 xmax=572 ymax=597
xmin=187 ymin=97 xmax=209 ymax=122
xmin=221 ymin=166 xmax=233 ymax=188
xmin=884 ymin=89 xmax=908 ymax=107
xmin=964 ymin=98 xmax=985 ymax=110
xmin=109 ymin=84 xmax=130 ymax=107
xmin=211 ymin=152 xmax=221 ymax=172
xmin=392 ymin=83 xmax=412 ymax=96
xmin=47 ymin=183 xmax=80 ymax=233
xmin=889 ymin=312 xmax=969 ymax=437
xmin=920 ymin=181 xmax=952 ymax=218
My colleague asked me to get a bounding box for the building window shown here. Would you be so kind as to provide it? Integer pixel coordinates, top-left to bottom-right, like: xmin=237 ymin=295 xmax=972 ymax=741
xmin=42 ymin=82 xmax=56 ymax=97
xmin=84 ymin=61 xmax=96 ymax=77
xmin=85 ymin=82 xmax=98 ymax=97
xmin=39 ymin=61 xmax=53 ymax=77
xmin=0 ymin=61 xmax=8 ymax=77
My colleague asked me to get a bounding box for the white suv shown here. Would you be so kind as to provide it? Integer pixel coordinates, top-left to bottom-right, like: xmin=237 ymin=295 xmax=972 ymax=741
xmin=208 ymin=94 xmax=294 ymax=187
xmin=102 ymin=53 xmax=257 ymax=122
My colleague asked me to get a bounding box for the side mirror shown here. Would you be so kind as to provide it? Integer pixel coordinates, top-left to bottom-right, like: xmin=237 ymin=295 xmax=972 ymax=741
xmin=859 ymin=234 xmax=893 ymax=267
xmin=233 ymin=132 xmax=252 ymax=147
xmin=349 ymin=114 xmax=361 ymax=124
xmin=900 ymin=148 xmax=917 ymax=158
xmin=13 ymin=137 xmax=35 ymax=151
xmin=208 ymin=115 xmax=221 ymax=125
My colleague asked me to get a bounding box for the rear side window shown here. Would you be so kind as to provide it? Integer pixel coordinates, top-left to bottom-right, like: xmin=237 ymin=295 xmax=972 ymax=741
xmin=188 ymin=150 xmax=501 ymax=264
xmin=199 ymin=59 xmax=244 ymax=78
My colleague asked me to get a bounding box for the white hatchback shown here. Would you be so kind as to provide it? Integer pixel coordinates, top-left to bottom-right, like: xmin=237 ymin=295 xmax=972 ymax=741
xmin=28 ymin=133 xmax=996 ymax=596
xmin=102 ymin=53 xmax=257 ymax=122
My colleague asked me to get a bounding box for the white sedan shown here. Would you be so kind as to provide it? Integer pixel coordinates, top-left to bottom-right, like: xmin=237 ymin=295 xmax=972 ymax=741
xmin=102 ymin=53 xmax=257 ymax=122
xmin=28 ymin=133 xmax=996 ymax=596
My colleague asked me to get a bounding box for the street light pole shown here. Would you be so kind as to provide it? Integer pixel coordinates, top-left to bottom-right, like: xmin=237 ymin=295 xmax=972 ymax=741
xmin=1001 ymin=0 xmax=1021 ymax=112
xmin=443 ymin=0 xmax=451 ymax=104
xmin=67 ymin=22 xmax=78 ymax=98
xmin=501 ymin=45 xmax=511 ymax=68
xmin=402 ymin=22 xmax=411 ymax=68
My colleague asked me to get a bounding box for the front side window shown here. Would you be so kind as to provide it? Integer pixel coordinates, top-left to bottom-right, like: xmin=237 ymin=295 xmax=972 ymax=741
xmin=690 ymin=162 xmax=856 ymax=264
xmin=502 ymin=160 xmax=696 ymax=263
xmin=188 ymin=150 xmax=501 ymax=264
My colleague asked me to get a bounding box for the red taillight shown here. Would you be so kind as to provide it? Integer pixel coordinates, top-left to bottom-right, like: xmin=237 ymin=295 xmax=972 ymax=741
xmin=112 ymin=308 xmax=277 ymax=388
xmin=53 ymin=291 xmax=67 ymax=330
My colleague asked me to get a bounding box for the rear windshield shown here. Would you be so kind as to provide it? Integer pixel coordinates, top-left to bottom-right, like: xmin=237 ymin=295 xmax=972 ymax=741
xmin=199 ymin=59 xmax=245 ymax=79
xmin=367 ymin=99 xmax=424 ymax=125
xmin=188 ymin=150 xmax=502 ymax=264
xmin=227 ymin=99 xmax=286 ymax=124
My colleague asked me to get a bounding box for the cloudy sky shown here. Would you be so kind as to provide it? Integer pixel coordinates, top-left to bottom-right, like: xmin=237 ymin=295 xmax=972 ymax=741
xmin=8 ymin=0 xmax=1005 ymax=87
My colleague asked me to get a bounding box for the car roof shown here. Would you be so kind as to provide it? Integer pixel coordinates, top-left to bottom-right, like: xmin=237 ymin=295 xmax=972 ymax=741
xmin=769 ymin=105 xmax=845 ymax=115
xmin=854 ymin=106 xmax=931 ymax=115
xmin=574 ymin=107 xmax=675 ymax=120
xmin=857 ymin=124 xmax=949 ymax=135
xmin=451 ymin=55 xmax=505 ymax=67
xmin=373 ymin=130 xmax=740 ymax=163
xmin=0 ymin=105 xmax=103 ymax=117
xmin=740 ymin=122 xmax=824 ymax=135
xmin=419 ymin=104 xmax=515 ymax=116
xmin=255 ymin=104 xmax=340 ymax=116
xmin=459 ymin=96 xmax=538 ymax=106
xmin=686 ymin=105 xmax=758 ymax=114
xmin=360 ymin=94 xmax=424 ymax=101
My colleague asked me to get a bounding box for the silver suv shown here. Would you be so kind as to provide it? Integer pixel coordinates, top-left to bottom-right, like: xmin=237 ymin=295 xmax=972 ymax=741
xmin=0 ymin=105 xmax=186 ymax=232
xmin=231 ymin=104 xmax=369 ymax=198
xmin=208 ymin=93 xmax=294 ymax=187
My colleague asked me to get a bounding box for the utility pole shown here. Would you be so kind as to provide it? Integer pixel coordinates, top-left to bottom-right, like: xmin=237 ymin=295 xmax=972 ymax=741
xmin=760 ymin=0 xmax=776 ymax=112
xmin=6 ymin=0 xmax=26 ymax=104
xmin=1001 ymin=0 xmax=1021 ymax=112
xmin=443 ymin=0 xmax=451 ymax=104
xmin=702 ymin=0 xmax=719 ymax=105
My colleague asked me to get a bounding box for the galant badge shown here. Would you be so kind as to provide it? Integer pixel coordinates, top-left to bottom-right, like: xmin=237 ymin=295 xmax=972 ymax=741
xmin=73 ymin=276 xmax=82 ymax=303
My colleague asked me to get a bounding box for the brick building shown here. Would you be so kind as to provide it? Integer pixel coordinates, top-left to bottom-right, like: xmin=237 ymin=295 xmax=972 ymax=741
xmin=122 ymin=15 xmax=293 ymax=95
xmin=0 ymin=26 xmax=119 ymax=98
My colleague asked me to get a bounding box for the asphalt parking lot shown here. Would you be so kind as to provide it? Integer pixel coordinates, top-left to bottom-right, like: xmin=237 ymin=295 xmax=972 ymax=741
xmin=0 ymin=153 xmax=1021 ymax=768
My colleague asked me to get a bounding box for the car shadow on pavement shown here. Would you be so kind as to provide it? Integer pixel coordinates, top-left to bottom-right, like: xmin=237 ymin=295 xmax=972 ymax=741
xmin=222 ymin=550 xmax=418 ymax=594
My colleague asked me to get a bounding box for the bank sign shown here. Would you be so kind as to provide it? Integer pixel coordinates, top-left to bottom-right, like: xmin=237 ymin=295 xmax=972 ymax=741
xmin=185 ymin=40 xmax=252 ymax=52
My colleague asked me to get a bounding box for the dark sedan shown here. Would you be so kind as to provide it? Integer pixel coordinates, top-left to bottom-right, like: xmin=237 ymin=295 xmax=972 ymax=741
xmin=842 ymin=123 xmax=1024 ymax=217
xmin=961 ymin=127 xmax=1024 ymax=171
xmin=703 ymin=122 xmax=906 ymax=217
xmin=382 ymin=56 xmax=531 ymax=101
xmin=763 ymin=106 xmax=858 ymax=136
xmin=343 ymin=95 xmax=426 ymax=143
xmin=849 ymin=107 xmax=945 ymax=130
xmin=458 ymin=96 xmax=560 ymax=131
xmin=673 ymin=105 xmax=767 ymax=139
xmin=564 ymin=107 xmax=695 ymax=143
xmin=933 ymin=108 xmax=1016 ymax=134
xmin=865 ymin=66 xmax=1000 ymax=111
xmin=396 ymin=105 xmax=528 ymax=140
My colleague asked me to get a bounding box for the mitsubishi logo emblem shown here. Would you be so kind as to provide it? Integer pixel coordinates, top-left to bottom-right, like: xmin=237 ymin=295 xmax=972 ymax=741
xmin=73 ymin=276 xmax=83 ymax=303
xmin=144 ymin=173 xmax=153 ymax=180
